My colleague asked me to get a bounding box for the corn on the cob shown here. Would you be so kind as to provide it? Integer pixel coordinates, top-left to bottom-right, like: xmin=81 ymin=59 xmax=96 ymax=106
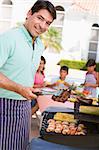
xmin=54 ymin=112 xmax=77 ymax=123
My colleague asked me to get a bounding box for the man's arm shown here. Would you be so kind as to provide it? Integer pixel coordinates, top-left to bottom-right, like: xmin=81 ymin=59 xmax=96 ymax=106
xmin=0 ymin=72 xmax=37 ymax=100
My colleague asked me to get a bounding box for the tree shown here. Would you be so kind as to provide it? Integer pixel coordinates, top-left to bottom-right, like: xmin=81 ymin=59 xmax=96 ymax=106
xmin=41 ymin=27 xmax=62 ymax=53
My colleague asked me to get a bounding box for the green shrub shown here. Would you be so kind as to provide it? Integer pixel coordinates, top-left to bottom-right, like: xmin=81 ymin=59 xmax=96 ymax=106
xmin=58 ymin=60 xmax=99 ymax=72
xmin=96 ymin=63 xmax=99 ymax=72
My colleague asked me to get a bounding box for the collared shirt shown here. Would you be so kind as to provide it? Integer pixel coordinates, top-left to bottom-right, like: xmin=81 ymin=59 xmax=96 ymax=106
xmin=0 ymin=25 xmax=44 ymax=100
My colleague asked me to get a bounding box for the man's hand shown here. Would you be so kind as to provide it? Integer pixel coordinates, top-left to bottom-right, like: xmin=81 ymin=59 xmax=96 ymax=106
xmin=0 ymin=72 xmax=38 ymax=100
xmin=18 ymin=86 xmax=37 ymax=100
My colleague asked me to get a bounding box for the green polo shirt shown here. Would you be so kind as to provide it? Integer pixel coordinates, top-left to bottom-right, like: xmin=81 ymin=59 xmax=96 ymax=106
xmin=0 ymin=25 xmax=44 ymax=100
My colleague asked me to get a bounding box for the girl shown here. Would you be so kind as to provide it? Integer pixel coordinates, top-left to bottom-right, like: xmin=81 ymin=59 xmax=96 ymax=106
xmin=34 ymin=56 xmax=46 ymax=88
xmin=83 ymin=59 xmax=99 ymax=97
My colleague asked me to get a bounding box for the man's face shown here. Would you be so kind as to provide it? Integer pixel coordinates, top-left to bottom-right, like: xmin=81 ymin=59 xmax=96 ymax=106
xmin=25 ymin=9 xmax=53 ymax=37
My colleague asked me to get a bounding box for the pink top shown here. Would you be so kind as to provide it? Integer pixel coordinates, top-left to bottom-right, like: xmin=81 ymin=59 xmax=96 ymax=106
xmin=34 ymin=72 xmax=45 ymax=85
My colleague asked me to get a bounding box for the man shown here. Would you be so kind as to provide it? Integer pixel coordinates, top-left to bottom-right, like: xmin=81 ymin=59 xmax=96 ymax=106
xmin=0 ymin=0 xmax=56 ymax=150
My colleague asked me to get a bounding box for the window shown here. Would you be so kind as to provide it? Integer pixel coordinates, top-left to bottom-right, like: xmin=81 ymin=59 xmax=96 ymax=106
xmin=88 ymin=24 xmax=99 ymax=61
xmin=2 ymin=0 xmax=12 ymax=5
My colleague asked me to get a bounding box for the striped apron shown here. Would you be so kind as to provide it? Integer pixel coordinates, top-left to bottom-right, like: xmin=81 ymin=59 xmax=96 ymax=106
xmin=0 ymin=98 xmax=31 ymax=150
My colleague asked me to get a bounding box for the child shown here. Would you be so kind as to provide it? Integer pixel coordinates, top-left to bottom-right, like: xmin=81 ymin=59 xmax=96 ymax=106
xmin=83 ymin=59 xmax=99 ymax=97
xmin=47 ymin=65 xmax=70 ymax=90
xmin=34 ymin=56 xmax=46 ymax=88
xmin=31 ymin=56 xmax=46 ymax=115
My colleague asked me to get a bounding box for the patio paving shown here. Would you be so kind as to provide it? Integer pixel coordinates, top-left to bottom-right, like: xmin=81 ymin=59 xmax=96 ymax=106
xmin=31 ymin=111 xmax=42 ymax=139
xmin=31 ymin=117 xmax=40 ymax=139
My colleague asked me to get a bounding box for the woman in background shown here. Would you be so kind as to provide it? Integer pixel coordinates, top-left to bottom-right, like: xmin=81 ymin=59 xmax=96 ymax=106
xmin=34 ymin=56 xmax=46 ymax=88
xmin=31 ymin=56 xmax=46 ymax=115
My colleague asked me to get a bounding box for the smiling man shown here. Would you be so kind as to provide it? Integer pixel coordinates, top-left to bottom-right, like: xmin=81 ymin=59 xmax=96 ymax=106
xmin=0 ymin=0 xmax=56 ymax=150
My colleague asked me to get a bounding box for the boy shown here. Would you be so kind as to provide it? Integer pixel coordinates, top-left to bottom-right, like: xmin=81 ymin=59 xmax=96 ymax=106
xmin=48 ymin=66 xmax=70 ymax=90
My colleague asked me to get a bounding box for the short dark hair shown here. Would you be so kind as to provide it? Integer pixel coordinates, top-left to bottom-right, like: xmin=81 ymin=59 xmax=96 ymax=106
xmin=41 ymin=56 xmax=46 ymax=64
xmin=86 ymin=59 xmax=96 ymax=67
xmin=31 ymin=0 xmax=56 ymax=20
xmin=60 ymin=66 xmax=69 ymax=74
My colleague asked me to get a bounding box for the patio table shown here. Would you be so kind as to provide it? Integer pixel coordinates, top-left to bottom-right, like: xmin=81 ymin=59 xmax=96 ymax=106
xmin=37 ymin=95 xmax=74 ymax=113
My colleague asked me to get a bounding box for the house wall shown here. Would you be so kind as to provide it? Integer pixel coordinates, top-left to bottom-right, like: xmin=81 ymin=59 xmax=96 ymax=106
xmin=0 ymin=4 xmax=12 ymax=32
xmin=0 ymin=0 xmax=99 ymax=62
xmin=62 ymin=7 xmax=99 ymax=61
